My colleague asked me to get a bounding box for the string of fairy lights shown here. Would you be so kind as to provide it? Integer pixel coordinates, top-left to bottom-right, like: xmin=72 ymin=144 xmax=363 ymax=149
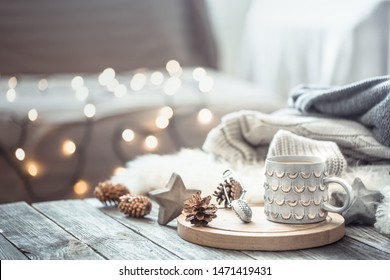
xmin=0 ymin=60 xmax=215 ymax=201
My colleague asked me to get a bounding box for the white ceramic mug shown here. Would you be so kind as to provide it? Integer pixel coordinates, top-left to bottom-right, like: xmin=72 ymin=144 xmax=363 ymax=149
xmin=264 ymin=155 xmax=353 ymax=224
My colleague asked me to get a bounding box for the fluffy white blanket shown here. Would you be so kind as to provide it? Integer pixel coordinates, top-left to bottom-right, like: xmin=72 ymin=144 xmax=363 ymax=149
xmin=112 ymin=148 xmax=390 ymax=236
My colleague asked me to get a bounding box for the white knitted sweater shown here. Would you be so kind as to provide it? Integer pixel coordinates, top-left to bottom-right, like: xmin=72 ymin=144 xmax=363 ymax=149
xmin=202 ymin=109 xmax=390 ymax=175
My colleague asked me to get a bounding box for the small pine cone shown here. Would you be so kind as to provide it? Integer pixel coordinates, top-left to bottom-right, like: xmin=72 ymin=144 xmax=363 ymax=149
xmin=183 ymin=191 xmax=217 ymax=226
xmin=213 ymin=177 xmax=242 ymax=207
xmin=94 ymin=181 xmax=130 ymax=205
xmin=213 ymin=183 xmax=233 ymax=208
xmin=228 ymin=177 xmax=243 ymax=200
xmin=119 ymin=194 xmax=152 ymax=218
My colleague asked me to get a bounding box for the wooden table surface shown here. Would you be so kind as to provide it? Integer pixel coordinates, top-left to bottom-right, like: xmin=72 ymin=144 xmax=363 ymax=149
xmin=0 ymin=198 xmax=389 ymax=260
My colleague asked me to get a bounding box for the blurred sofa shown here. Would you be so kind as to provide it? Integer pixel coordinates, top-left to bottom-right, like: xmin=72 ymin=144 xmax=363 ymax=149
xmin=0 ymin=0 xmax=284 ymax=203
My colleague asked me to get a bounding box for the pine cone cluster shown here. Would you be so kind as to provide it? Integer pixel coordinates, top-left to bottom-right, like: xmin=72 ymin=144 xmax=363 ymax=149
xmin=94 ymin=181 xmax=130 ymax=205
xmin=119 ymin=194 xmax=152 ymax=218
xmin=183 ymin=191 xmax=217 ymax=226
xmin=213 ymin=177 xmax=243 ymax=207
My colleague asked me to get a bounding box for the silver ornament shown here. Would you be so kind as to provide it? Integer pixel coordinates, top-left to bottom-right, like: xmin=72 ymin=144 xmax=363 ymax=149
xmin=222 ymin=168 xmax=252 ymax=223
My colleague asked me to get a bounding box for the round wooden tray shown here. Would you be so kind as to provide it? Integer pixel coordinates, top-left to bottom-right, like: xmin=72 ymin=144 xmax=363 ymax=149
xmin=177 ymin=206 xmax=345 ymax=251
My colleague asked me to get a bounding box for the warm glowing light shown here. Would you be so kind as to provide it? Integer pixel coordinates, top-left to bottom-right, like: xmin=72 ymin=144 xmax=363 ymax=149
xmin=113 ymin=166 xmax=126 ymax=176
xmin=62 ymin=140 xmax=76 ymax=156
xmin=6 ymin=89 xmax=16 ymax=102
xmin=197 ymin=108 xmax=213 ymax=124
xmin=75 ymin=86 xmax=89 ymax=101
xmin=122 ymin=129 xmax=135 ymax=142
xmin=114 ymin=84 xmax=127 ymax=98
xmin=38 ymin=79 xmax=48 ymax=91
xmin=159 ymin=106 xmax=173 ymax=119
xmin=27 ymin=162 xmax=39 ymax=177
xmin=83 ymin=103 xmax=96 ymax=118
xmin=98 ymin=67 xmax=116 ymax=86
xmin=150 ymin=71 xmax=164 ymax=86
xmin=106 ymin=78 xmax=119 ymax=92
xmin=15 ymin=148 xmax=25 ymax=161
xmin=8 ymin=76 xmax=17 ymax=88
xmin=71 ymin=76 xmax=84 ymax=90
xmin=198 ymin=76 xmax=214 ymax=93
xmin=28 ymin=109 xmax=38 ymax=122
xmin=144 ymin=135 xmax=158 ymax=150
xmin=130 ymin=73 xmax=146 ymax=91
xmin=192 ymin=67 xmax=207 ymax=81
xmin=73 ymin=180 xmax=89 ymax=196
xmin=163 ymin=77 xmax=181 ymax=96
xmin=166 ymin=60 xmax=181 ymax=75
xmin=155 ymin=116 xmax=169 ymax=129
xmin=173 ymin=67 xmax=183 ymax=77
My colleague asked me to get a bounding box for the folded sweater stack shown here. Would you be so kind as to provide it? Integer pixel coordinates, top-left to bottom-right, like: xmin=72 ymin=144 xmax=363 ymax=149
xmin=289 ymin=75 xmax=390 ymax=147
xmin=203 ymin=108 xmax=390 ymax=172
xmin=204 ymin=75 xmax=390 ymax=167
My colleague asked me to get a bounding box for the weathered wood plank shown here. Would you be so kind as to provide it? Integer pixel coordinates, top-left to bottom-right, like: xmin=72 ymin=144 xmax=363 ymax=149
xmin=346 ymin=225 xmax=390 ymax=254
xmin=87 ymin=198 xmax=390 ymax=260
xmin=244 ymin=236 xmax=390 ymax=260
xmin=0 ymin=234 xmax=28 ymax=260
xmin=0 ymin=202 xmax=102 ymax=260
xmin=86 ymin=198 xmax=253 ymax=260
xmin=5 ymin=198 xmax=384 ymax=260
xmin=34 ymin=199 xmax=178 ymax=260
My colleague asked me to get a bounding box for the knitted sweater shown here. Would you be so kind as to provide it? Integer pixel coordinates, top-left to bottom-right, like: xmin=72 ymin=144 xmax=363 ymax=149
xmin=202 ymin=109 xmax=390 ymax=175
xmin=289 ymin=75 xmax=390 ymax=147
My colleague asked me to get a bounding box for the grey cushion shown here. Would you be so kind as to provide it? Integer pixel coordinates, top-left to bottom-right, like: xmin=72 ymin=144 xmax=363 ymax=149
xmin=0 ymin=0 xmax=217 ymax=74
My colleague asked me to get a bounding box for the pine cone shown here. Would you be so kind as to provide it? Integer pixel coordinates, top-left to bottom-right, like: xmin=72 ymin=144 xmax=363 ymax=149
xmin=213 ymin=177 xmax=243 ymax=207
xmin=118 ymin=194 xmax=152 ymax=218
xmin=229 ymin=177 xmax=243 ymax=200
xmin=183 ymin=191 xmax=217 ymax=226
xmin=94 ymin=181 xmax=130 ymax=205
xmin=213 ymin=183 xmax=232 ymax=208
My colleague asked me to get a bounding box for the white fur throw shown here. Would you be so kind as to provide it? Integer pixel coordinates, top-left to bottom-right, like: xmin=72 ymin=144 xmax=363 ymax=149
xmin=112 ymin=148 xmax=390 ymax=236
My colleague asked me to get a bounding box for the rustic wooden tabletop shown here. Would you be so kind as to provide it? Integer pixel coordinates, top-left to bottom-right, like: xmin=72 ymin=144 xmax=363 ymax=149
xmin=0 ymin=198 xmax=389 ymax=260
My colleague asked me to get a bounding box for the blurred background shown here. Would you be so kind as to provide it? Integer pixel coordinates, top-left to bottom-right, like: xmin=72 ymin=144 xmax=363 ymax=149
xmin=0 ymin=0 xmax=389 ymax=203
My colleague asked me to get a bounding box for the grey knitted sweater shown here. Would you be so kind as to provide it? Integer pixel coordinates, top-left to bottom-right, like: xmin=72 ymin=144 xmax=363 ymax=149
xmin=289 ymin=76 xmax=390 ymax=147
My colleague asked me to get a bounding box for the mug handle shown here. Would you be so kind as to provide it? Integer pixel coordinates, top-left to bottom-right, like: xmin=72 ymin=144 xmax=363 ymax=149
xmin=321 ymin=177 xmax=353 ymax=213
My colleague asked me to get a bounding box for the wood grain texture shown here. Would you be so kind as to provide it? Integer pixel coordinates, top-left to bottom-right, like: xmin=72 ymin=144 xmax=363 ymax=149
xmin=0 ymin=202 xmax=102 ymax=260
xmin=245 ymin=236 xmax=390 ymax=260
xmin=0 ymin=234 xmax=28 ymax=260
xmin=86 ymin=198 xmax=253 ymax=260
xmin=33 ymin=199 xmax=177 ymax=260
xmin=346 ymin=225 xmax=390 ymax=254
xmin=2 ymin=199 xmax=388 ymax=260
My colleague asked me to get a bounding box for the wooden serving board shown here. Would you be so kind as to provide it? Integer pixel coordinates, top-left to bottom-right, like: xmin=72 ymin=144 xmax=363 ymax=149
xmin=177 ymin=206 xmax=345 ymax=251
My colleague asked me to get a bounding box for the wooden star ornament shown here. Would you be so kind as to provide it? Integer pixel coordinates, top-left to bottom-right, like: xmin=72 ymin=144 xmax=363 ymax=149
xmin=148 ymin=173 xmax=200 ymax=225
